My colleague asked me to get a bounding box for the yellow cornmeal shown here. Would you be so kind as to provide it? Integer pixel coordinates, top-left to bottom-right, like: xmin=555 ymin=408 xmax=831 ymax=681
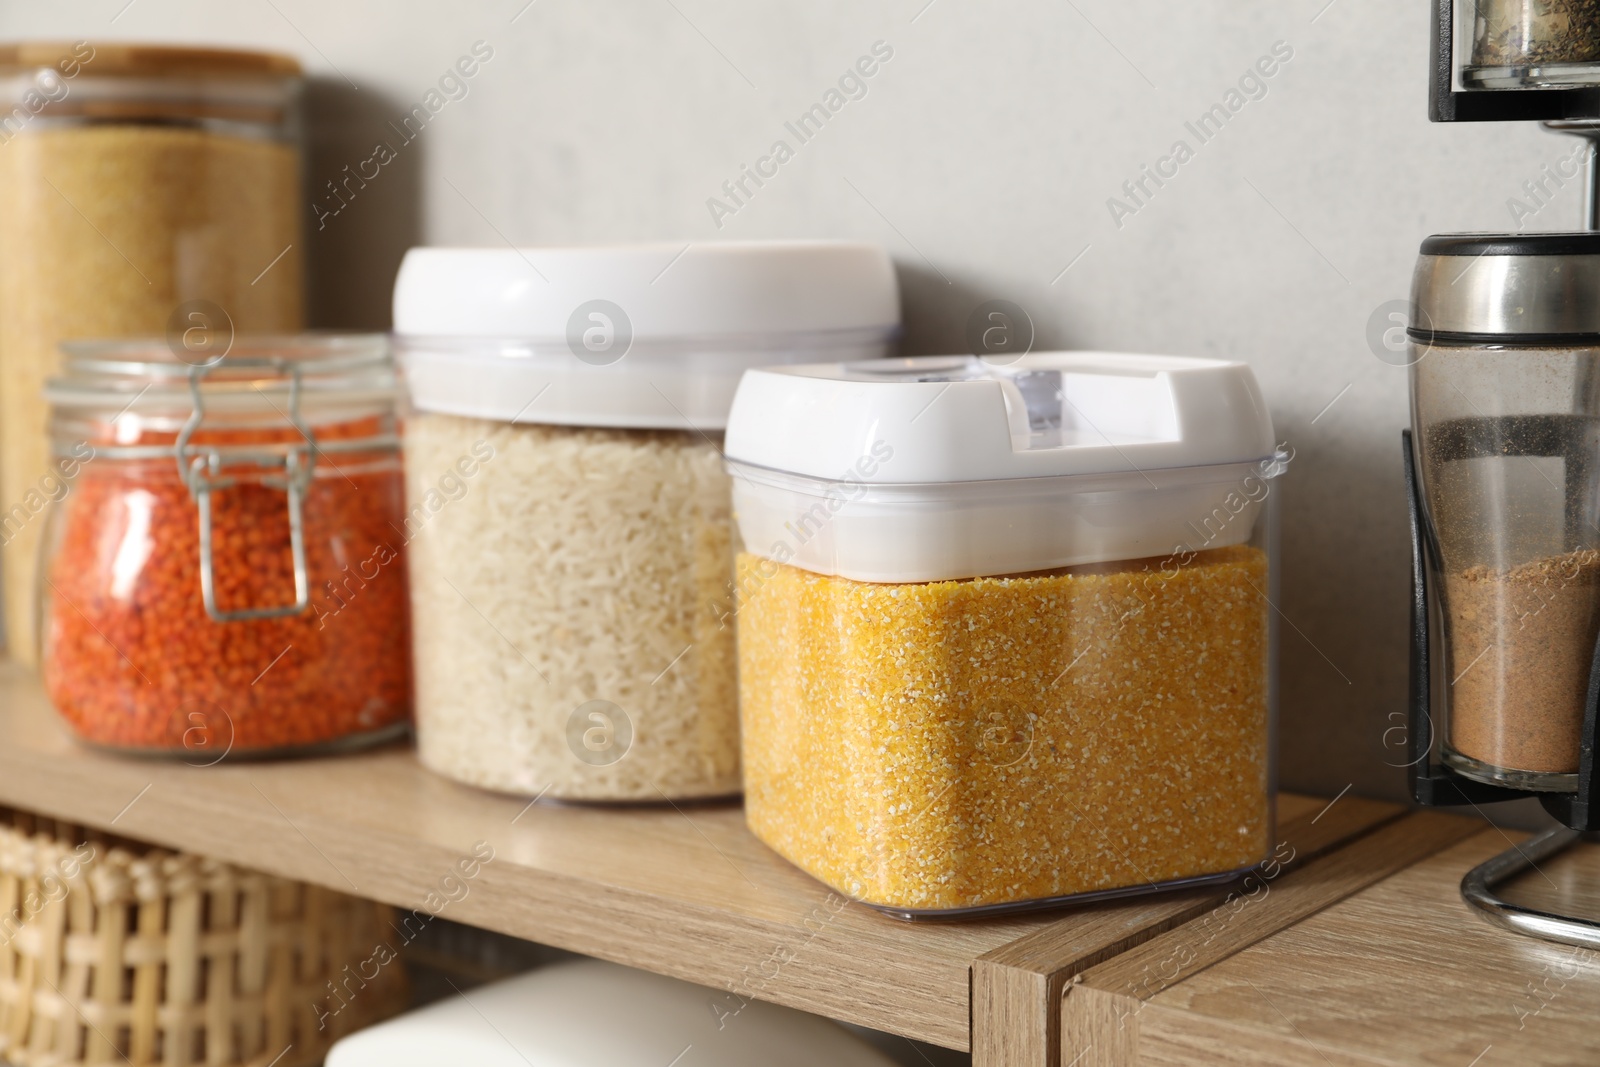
xmin=736 ymin=545 xmax=1272 ymax=912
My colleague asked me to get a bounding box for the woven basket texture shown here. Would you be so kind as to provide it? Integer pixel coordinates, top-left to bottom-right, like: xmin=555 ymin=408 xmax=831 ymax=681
xmin=0 ymin=810 xmax=405 ymax=1066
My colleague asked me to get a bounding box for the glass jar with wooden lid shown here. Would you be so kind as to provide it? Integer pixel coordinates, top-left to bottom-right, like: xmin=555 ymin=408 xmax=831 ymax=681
xmin=0 ymin=42 xmax=306 ymax=664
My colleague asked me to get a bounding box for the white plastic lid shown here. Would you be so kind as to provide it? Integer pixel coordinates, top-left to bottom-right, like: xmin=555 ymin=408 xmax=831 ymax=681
xmin=325 ymin=959 xmax=900 ymax=1067
xmin=393 ymin=241 xmax=900 ymax=430
xmin=723 ymin=353 xmax=1280 ymax=582
xmin=724 ymin=352 xmax=1274 ymax=483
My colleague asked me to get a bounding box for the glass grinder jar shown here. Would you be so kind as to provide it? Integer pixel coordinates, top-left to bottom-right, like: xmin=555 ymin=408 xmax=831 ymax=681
xmin=1464 ymin=0 xmax=1600 ymax=87
xmin=1410 ymin=232 xmax=1600 ymax=793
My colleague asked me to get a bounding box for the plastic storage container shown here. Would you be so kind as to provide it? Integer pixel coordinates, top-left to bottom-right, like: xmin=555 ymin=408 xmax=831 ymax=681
xmin=0 ymin=43 xmax=305 ymax=664
xmin=394 ymin=241 xmax=898 ymax=801
xmin=724 ymin=353 xmax=1283 ymax=917
xmin=1410 ymin=232 xmax=1600 ymax=793
xmin=325 ymin=959 xmax=899 ymax=1067
xmin=38 ymin=335 xmax=410 ymax=757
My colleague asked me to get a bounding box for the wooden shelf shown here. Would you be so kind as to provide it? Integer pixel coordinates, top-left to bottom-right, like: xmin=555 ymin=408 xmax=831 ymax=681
xmin=0 ymin=663 xmax=1452 ymax=1064
xmin=1063 ymin=821 xmax=1600 ymax=1065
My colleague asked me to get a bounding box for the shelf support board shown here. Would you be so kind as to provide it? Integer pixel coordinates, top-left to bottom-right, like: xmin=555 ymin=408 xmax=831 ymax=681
xmin=971 ymin=795 xmax=1407 ymax=1067
xmin=1058 ymin=809 xmax=1483 ymax=1067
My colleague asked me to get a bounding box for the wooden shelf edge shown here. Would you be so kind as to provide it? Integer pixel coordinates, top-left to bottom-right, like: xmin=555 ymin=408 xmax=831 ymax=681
xmin=0 ymin=661 xmax=1433 ymax=1063
xmin=0 ymin=748 xmax=978 ymax=1049
xmin=970 ymin=794 xmax=1406 ymax=1067
xmin=1059 ymin=809 xmax=1486 ymax=1067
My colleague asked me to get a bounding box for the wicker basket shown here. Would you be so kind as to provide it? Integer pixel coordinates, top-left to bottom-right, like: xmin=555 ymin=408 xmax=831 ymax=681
xmin=0 ymin=809 xmax=406 ymax=1067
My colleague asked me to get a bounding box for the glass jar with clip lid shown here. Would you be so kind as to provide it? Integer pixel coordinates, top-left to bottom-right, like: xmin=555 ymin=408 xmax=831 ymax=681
xmin=37 ymin=334 xmax=411 ymax=759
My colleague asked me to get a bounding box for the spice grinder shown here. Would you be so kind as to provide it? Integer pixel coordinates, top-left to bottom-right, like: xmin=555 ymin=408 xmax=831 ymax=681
xmin=1409 ymin=233 xmax=1600 ymax=790
xmin=1404 ymin=235 xmax=1600 ymax=948
xmin=1409 ymin=1 xmax=1600 ymax=950
xmin=1434 ymin=0 xmax=1600 ymax=116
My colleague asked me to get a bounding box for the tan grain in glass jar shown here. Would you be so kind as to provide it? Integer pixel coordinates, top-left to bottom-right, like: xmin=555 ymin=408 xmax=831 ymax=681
xmin=0 ymin=43 xmax=305 ymax=662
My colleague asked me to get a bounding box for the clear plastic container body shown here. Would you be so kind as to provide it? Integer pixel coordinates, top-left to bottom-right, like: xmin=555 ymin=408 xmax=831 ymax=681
xmin=0 ymin=44 xmax=305 ymax=664
xmin=1411 ymin=339 xmax=1600 ymax=792
xmin=1459 ymin=0 xmax=1600 ymax=88
xmin=395 ymin=312 xmax=897 ymax=802
xmin=403 ymin=411 xmax=741 ymax=801
xmin=38 ymin=337 xmax=410 ymax=758
xmin=729 ymin=459 xmax=1282 ymax=918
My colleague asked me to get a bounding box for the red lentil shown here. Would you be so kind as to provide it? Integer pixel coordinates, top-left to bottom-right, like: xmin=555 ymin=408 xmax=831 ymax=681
xmin=41 ymin=416 xmax=412 ymax=754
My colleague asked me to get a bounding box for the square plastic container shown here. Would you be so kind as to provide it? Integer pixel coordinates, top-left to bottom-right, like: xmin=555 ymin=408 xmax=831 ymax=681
xmin=723 ymin=353 xmax=1283 ymax=918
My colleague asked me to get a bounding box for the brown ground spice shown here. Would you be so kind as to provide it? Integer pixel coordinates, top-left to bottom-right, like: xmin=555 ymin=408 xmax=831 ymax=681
xmin=1446 ymin=549 xmax=1600 ymax=774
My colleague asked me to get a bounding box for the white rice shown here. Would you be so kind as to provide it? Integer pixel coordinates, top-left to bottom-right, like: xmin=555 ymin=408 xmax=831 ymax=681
xmin=404 ymin=412 xmax=739 ymax=800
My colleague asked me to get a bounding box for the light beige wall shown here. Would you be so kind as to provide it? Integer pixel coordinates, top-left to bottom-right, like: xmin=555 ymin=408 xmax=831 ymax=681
xmin=0 ymin=0 xmax=1572 ymax=811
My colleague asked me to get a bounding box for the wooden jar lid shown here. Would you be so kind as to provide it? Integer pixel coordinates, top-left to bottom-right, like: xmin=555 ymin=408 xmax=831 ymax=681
xmin=0 ymin=41 xmax=301 ymax=78
xmin=0 ymin=42 xmax=302 ymax=127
